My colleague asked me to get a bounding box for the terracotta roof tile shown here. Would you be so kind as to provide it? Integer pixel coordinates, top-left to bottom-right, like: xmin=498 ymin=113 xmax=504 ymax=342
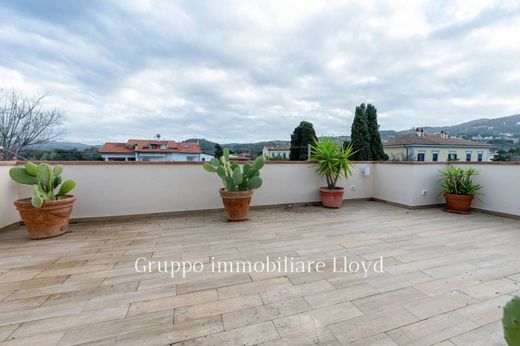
xmin=98 ymin=143 xmax=134 ymax=153
xmin=99 ymin=140 xmax=202 ymax=154
xmin=383 ymin=134 xmax=493 ymax=147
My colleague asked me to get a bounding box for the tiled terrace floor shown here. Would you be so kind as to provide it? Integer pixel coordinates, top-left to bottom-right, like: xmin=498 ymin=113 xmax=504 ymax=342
xmin=0 ymin=201 xmax=519 ymax=345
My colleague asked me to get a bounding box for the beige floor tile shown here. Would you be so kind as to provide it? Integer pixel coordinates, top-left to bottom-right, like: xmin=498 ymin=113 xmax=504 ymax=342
xmin=174 ymin=294 xmax=263 ymax=322
xmin=450 ymin=320 xmax=504 ymax=346
xmin=387 ymin=311 xmax=477 ymax=345
xmin=175 ymin=321 xmax=279 ymax=346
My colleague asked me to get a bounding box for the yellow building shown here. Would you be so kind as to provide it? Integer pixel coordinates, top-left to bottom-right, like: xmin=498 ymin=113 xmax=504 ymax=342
xmin=262 ymin=146 xmax=290 ymax=160
xmin=383 ymin=129 xmax=493 ymax=162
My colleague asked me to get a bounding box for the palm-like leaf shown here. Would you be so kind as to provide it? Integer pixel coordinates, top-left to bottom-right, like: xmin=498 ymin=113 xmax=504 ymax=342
xmin=310 ymin=138 xmax=355 ymax=189
xmin=439 ymin=165 xmax=482 ymax=196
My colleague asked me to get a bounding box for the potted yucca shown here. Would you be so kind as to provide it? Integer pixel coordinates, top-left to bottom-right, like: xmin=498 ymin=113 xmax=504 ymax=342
xmin=310 ymin=138 xmax=355 ymax=208
xmin=439 ymin=165 xmax=482 ymax=214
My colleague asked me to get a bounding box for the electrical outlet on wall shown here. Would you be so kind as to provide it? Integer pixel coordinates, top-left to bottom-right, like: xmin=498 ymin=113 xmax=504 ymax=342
xmin=350 ymin=185 xmax=356 ymax=191
xmin=421 ymin=190 xmax=428 ymax=196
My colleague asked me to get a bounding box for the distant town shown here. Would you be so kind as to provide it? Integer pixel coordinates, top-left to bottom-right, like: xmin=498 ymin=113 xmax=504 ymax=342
xmin=12 ymin=113 xmax=520 ymax=162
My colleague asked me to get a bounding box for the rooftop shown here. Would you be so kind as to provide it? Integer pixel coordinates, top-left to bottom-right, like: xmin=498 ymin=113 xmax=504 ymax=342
xmin=99 ymin=140 xmax=202 ymax=154
xmin=384 ymin=134 xmax=493 ymax=147
xmin=1 ymin=201 xmax=518 ymax=345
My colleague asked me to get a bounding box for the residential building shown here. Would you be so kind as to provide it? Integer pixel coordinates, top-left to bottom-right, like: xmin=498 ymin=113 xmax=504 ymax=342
xmin=99 ymin=138 xmax=211 ymax=162
xmin=262 ymin=146 xmax=290 ymax=160
xmin=384 ymin=128 xmax=493 ymax=162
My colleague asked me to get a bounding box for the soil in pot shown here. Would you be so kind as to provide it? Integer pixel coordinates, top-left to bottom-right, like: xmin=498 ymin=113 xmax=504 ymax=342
xmin=219 ymin=189 xmax=253 ymax=221
xmin=320 ymin=187 xmax=345 ymax=208
xmin=14 ymin=195 xmax=76 ymax=240
xmin=443 ymin=193 xmax=474 ymax=214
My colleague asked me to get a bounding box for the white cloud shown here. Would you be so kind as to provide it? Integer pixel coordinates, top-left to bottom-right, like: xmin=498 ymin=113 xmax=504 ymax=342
xmin=0 ymin=0 xmax=519 ymax=144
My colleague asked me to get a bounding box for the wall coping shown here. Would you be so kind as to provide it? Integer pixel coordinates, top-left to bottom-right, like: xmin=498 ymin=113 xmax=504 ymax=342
xmin=3 ymin=160 xmax=520 ymax=166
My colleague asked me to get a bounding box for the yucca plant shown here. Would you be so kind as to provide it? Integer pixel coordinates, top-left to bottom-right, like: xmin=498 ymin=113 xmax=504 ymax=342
xmin=439 ymin=165 xmax=482 ymax=196
xmin=310 ymin=138 xmax=355 ymax=189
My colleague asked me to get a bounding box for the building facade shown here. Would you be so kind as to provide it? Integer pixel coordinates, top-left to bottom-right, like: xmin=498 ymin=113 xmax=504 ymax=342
xmin=383 ymin=129 xmax=493 ymax=162
xmin=262 ymin=146 xmax=290 ymax=160
xmin=99 ymin=139 xmax=212 ymax=162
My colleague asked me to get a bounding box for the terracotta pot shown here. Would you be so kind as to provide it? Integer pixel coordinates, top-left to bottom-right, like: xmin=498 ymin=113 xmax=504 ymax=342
xmin=219 ymin=188 xmax=254 ymax=221
xmin=444 ymin=193 xmax=474 ymax=214
xmin=320 ymin=187 xmax=345 ymax=208
xmin=14 ymin=196 xmax=76 ymax=240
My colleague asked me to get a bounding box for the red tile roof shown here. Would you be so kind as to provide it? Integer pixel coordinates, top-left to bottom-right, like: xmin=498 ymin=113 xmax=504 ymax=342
xmin=384 ymin=134 xmax=493 ymax=147
xmin=98 ymin=143 xmax=134 ymax=154
xmin=99 ymin=140 xmax=202 ymax=154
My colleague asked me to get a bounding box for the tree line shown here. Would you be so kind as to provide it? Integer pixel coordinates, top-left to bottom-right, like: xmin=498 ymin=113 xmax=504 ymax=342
xmin=289 ymin=103 xmax=388 ymax=161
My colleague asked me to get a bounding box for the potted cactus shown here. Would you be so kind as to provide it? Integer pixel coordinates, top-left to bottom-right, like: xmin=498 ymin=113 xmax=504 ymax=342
xmin=310 ymin=138 xmax=355 ymax=208
xmin=203 ymin=149 xmax=264 ymax=221
xmin=503 ymin=296 xmax=520 ymax=345
xmin=9 ymin=162 xmax=76 ymax=239
xmin=439 ymin=165 xmax=482 ymax=214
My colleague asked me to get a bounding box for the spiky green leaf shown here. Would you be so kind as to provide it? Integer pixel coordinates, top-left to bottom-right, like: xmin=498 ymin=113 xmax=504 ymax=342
xmin=224 ymin=148 xmax=229 ymax=161
xmin=232 ymin=167 xmax=243 ymax=186
xmin=203 ymin=162 xmax=217 ymax=172
xmin=217 ymin=166 xmax=226 ymax=179
xmin=25 ymin=162 xmax=38 ymax=176
xmin=9 ymin=168 xmax=38 ymax=185
xmin=31 ymin=185 xmax=44 ymax=208
xmin=53 ymin=165 xmax=63 ymax=176
xmin=37 ymin=163 xmax=52 ymax=192
xmin=247 ymin=176 xmax=262 ymax=189
xmin=57 ymin=180 xmax=76 ymax=196
xmin=503 ymin=296 xmax=520 ymax=346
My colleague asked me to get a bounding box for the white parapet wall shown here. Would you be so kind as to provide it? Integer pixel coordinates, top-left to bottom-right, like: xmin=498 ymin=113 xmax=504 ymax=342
xmin=14 ymin=162 xmax=375 ymax=219
xmin=0 ymin=163 xmax=20 ymax=229
xmin=1 ymin=161 xmax=519 ymax=228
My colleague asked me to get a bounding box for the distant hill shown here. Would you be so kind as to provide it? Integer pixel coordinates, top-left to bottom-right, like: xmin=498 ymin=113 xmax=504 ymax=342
xmin=29 ymin=114 xmax=519 ymax=156
xmin=384 ymin=114 xmax=520 ymax=138
xmin=27 ymin=141 xmax=98 ymax=150
xmin=185 ymin=138 xmax=290 ymax=156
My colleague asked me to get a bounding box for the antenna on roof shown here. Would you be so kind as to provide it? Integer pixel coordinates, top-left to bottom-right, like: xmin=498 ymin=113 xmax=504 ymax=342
xmin=156 ymin=134 xmax=161 ymax=140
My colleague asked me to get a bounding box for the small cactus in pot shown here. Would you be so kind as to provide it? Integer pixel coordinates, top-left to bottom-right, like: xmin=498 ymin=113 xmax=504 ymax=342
xmin=203 ymin=149 xmax=265 ymax=221
xmin=10 ymin=162 xmax=76 ymax=207
xmin=9 ymin=162 xmax=77 ymax=239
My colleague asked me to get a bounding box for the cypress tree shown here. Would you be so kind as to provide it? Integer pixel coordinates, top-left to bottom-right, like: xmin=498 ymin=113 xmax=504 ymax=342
xmin=290 ymin=121 xmax=317 ymax=161
xmin=350 ymin=104 xmax=372 ymax=160
xmin=214 ymin=144 xmax=223 ymax=159
xmin=366 ymin=104 xmax=387 ymax=160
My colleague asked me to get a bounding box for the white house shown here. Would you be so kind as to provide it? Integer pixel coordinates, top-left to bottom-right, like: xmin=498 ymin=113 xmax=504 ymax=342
xmin=99 ymin=139 xmax=211 ymax=162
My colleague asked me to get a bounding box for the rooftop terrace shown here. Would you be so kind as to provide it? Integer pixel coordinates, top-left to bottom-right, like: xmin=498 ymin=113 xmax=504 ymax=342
xmin=1 ymin=201 xmax=519 ymax=345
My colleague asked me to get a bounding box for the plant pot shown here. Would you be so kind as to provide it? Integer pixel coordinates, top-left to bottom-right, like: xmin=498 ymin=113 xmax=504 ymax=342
xmin=444 ymin=193 xmax=474 ymax=214
xmin=320 ymin=187 xmax=345 ymax=208
xmin=14 ymin=195 xmax=76 ymax=239
xmin=219 ymin=188 xmax=254 ymax=221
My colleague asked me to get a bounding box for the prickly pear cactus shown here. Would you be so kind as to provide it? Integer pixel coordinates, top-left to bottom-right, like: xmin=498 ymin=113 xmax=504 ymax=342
xmin=203 ymin=148 xmax=264 ymax=192
xmin=503 ymin=296 xmax=520 ymax=346
xmin=9 ymin=162 xmax=76 ymax=208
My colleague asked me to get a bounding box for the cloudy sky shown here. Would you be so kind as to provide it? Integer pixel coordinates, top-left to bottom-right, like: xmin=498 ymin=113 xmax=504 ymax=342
xmin=1 ymin=0 xmax=519 ymax=144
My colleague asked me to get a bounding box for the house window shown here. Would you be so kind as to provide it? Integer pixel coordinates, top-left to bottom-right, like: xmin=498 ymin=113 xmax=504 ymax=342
xmin=282 ymin=153 xmax=286 ymax=159
xmin=432 ymin=152 xmax=438 ymax=162
xmin=466 ymin=152 xmax=472 ymax=161
xmin=448 ymin=152 xmax=458 ymax=161
xmin=477 ymin=152 xmax=483 ymax=162
xmin=186 ymin=156 xmax=197 ymax=161
xmin=417 ymin=153 xmax=425 ymax=161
